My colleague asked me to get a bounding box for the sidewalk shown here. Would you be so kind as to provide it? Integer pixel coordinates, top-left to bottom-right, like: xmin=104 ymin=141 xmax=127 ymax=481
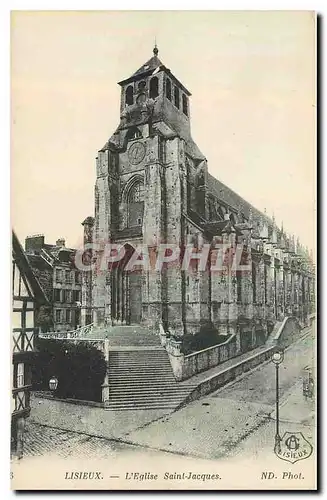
xmin=271 ymin=381 xmax=315 ymax=426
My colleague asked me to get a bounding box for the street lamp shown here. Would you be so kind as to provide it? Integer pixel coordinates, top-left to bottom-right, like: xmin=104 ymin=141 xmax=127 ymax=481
xmin=271 ymin=347 xmax=284 ymax=453
xmin=49 ymin=376 xmax=58 ymax=391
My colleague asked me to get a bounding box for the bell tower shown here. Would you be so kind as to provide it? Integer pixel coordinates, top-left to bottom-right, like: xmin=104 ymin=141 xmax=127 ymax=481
xmin=117 ymin=44 xmax=192 ymax=140
xmin=91 ymin=45 xmax=208 ymax=332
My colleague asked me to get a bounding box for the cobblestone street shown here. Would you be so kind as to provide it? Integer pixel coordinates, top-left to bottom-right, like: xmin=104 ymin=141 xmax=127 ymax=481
xmin=24 ymin=422 xmax=125 ymax=459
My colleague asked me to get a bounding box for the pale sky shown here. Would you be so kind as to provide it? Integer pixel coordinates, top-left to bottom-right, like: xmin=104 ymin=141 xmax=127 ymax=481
xmin=11 ymin=10 xmax=316 ymax=251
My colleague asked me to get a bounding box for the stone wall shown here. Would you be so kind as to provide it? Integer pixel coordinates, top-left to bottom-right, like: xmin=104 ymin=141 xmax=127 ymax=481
xmin=159 ymin=326 xmax=237 ymax=381
xmin=160 ymin=314 xmax=309 ymax=382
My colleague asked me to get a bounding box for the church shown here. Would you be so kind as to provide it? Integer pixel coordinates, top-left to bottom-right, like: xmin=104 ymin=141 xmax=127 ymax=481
xmin=80 ymin=46 xmax=314 ymax=354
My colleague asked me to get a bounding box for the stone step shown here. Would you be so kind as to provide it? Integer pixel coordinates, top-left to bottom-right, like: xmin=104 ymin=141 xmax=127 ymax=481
xmin=110 ymin=360 xmax=168 ymax=364
xmin=109 ymin=394 xmax=191 ymax=401
xmin=106 ymin=404 xmax=178 ymax=411
xmin=109 ymin=367 xmax=173 ymax=371
xmin=110 ymin=353 xmax=167 ymax=357
xmin=109 ymin=393 xmax=193 ymax=399
xmin=108 ymin=397 xmax=186 ymax=404
xmin=110 ymin=377 xmax=176 ymax=387
xmin=109 ymin=385 xmax=194 ymax=392
xmin=109 ymin=364 xmax=171 ymax=368
xmin=109 ymin=375 xmax=175 ymax=379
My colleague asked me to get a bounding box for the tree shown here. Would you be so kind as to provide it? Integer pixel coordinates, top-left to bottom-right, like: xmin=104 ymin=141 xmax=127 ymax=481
xmin=32 ymin=338 xmax=107 ymax=402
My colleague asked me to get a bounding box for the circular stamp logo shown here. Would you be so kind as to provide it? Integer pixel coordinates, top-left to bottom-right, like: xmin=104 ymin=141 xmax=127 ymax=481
xmin=128 ymin=141 xmax=146 ymax=165
xmin=275 ymin=431 xmax=313 ymax=464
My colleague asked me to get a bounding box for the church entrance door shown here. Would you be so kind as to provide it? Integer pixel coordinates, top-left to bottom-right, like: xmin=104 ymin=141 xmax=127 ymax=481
xmin=128 ymin=272 xmax=142 ymax=324
xmin=111 ymin=244 xmax=142 ymax=325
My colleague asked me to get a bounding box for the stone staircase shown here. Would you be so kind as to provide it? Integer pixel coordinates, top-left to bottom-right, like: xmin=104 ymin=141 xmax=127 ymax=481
xmin=108 ymin=348 xmax=197 ymax=411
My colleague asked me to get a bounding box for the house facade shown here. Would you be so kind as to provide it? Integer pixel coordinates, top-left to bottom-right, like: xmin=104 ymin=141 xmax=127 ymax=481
xmin=81 ymin=46 xmax=315 ymax=354
xmin=12 ymin=231 xmax=48 ymax=458
xmin=25 ymin=235 xmax=82 ymax=333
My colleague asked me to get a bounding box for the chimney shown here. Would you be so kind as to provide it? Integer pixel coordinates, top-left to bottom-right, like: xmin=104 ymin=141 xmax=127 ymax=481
xmin=56 ymin=238 xmax=66 ymax=247
xmin=25 ymin=234 xmax=45 ymax=253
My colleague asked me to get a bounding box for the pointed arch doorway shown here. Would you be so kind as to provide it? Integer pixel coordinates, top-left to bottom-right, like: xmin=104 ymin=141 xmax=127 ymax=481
xmin=111 ymin=244 xmax=142 ymax=325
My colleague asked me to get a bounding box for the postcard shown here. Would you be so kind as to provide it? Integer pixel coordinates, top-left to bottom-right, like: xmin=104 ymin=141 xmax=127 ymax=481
xmin=11 ymin=10 xmax=316 ymax=490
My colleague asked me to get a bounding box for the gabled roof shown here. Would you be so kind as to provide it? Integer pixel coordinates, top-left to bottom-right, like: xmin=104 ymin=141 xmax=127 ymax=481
xmin=12 ymin=231 xmax=49 ymax=305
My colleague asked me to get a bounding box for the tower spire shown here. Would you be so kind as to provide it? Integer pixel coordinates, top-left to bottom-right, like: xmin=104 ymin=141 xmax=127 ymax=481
xmin=153 ymin=38 xmax=158 ymax=56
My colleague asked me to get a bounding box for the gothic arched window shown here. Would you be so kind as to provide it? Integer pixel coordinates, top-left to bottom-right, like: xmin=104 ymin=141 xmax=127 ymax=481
xmin=166 ymin=78 xmax=172 ymax=101
xmin=126 ymin=85 xmax=134 ymax=105
xmin=150 ymin=77 xmax=159 ymax=99
xmin=174 ymin=86 xmax=180 ymax=109
xmin=128 ymin=181 xmax=144 ymax=227
xmin=182 ymin=94 xmax=188 ymax=116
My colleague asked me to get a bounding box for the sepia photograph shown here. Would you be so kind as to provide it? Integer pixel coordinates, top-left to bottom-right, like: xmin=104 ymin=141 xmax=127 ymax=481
xmin=10 ymin=9 xmax=316 ymax=490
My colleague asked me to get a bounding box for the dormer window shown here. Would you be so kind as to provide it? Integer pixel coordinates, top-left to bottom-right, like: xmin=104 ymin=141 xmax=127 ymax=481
xmin=126 ymin=127 xmax=142 ymax=142
xmin=174 ymin=86 xmax=180 ymax=109
xmin=126 ymin=85 xmax=134 ymax=105
xmin=150 ymin=77 xmax=159 ymax=98
xmin=166 ymin=78 xmax=172 ymax=101
xmin=182 ymin=94 xmax=188 ymax=116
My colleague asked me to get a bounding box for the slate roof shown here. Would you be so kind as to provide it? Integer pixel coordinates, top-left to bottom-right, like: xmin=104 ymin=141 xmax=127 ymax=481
xmin=25 ymin=254 xmax=53 ymax=302
xmin=131 ymin=55 xmax=163 ymax=78
xmin=207 ymin=173 xmax=272 ymax=228
xmin=118 ymin=48 xmax=191 ymax=96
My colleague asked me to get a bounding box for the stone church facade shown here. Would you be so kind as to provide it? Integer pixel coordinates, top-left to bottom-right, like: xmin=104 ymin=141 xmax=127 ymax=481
xmin=81 ymin=46 xmax=314 ymax=353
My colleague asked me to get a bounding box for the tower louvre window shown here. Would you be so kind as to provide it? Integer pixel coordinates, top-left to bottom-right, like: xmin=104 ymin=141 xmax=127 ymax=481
xmin=150 ymin=77 xmax=159 ymax=98
xmin=182 ymin=94 xmax=188 ymax=116
xmin=125 ymin=85 xmax=134 ymax=105
xmin=166 ymin=78 xmax=172 ymax=101
xmin=174 ymin=86 xmax=180 ymax=109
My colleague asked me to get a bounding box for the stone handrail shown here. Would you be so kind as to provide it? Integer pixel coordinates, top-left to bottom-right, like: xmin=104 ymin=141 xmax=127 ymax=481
xmin=158 ymin=322 xmax=238 ymax=381
xmin=39 ymin=323 xmax=94 ymax=340
xmin=266 ymin=316 xmax=304 ymax=347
